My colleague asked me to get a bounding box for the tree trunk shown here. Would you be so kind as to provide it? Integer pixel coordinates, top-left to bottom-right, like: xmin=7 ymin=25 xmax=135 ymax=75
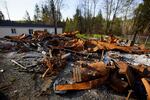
xmin=131 ymin=31 xmax=138 ymax=46
xmin=145 ymin=35 xmax=149 ymax=46
xmin=54 ymin=16 xmax=57 ymax=34
xmin=51 ymin=0 xmax=57 ymax=34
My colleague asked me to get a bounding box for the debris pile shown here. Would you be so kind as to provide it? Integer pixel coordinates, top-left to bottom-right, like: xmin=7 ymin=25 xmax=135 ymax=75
xmin=0 ymin=31 xmax=150 ymax=99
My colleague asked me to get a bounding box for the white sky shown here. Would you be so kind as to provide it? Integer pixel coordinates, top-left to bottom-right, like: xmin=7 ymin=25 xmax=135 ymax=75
xmin=0 ymin=0 xmax=78 ymax=20
xmin=0 ymin=0 xmax=143 ymax=21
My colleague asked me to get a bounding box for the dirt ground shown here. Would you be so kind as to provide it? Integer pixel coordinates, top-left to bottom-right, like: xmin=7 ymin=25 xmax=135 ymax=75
xmin=0 ymin=51 xmax=133 ymax=100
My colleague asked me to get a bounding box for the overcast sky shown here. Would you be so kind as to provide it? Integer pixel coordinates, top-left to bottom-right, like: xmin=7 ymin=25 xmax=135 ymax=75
xmin=0 ymin=0 xmax=79 ymax=20
xmin=0 ymin=0 xmax=142 ymax=21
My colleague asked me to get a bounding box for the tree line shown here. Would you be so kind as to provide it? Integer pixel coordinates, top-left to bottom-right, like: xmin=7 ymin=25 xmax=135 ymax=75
xmin=0 ymin=0 xmax=149 ymax=36
xmin=23 ymin=0 xmax=64 ymax=34
xmin=12 ymin=0 xmax=150 ymax=36
xmin=64 ymin=0 xmax=149 ymax=36
xmin=65 ymin=0 xmax=150 ymax=36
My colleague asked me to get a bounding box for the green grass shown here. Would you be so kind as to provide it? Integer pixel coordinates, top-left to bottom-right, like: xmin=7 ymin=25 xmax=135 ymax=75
xmin=76 ymin=34 xmax=90 ymax=39
xmin=76 ymin=34 xmax=150 ymax=49
xmin=144 ymin=42 xmax=150 ymax=48
xmin=76 ymin=34 xmax=104 ymax=39
xmin=92 ymin=34 xmax=102 ymax=38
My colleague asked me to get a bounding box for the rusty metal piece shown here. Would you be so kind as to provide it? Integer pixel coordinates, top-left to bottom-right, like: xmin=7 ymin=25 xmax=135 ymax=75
xmin=86 ymin=40 xmax=150 ymax=54
xmin=139 ymin=44 xmax=145 ymax=50
xmin=115 ymin=61 xmax=134 ymax=87
xmin=61 ymin=31 xmax=79 ymax=37
xmin=110 ymin=72 xmax=128 ymax=92
xmin=5 ymin=33 xmax=28 ymax=41
xmin=88 ymin=62 xmax=108 ymax=76
xmin=98 ymin=41 xmax=132 ymax=53
xmin=132 ymin=64 xmax=150 ymax=74
xmin=108 ymin=35 xmax=119 ymax=43
xmin=73 ymin=67 xmax=82 ymax=82
xmin=85 ymin=40 xmax=104 ymax=50
xmin=85 ymin=40 xmax=132 ymax=53
xmin=32 ymin=30 xmax=50 ymax=41
xmin=55 ymin=62 xmax=109 ymax=91
xmin=132 ymin=64 xmax=146 ymax=73
xmin=116 ymin=61 xmax=128 ymax=74
xmin=85 ymin=40 xmax=102 ymax=52
xmin=41 ymin=78 xmax=52 ymax=92
xmin=141 ymin=78 xmax=150 ymax=100
xmin=42 ymin=56 xmax=53 ymax=78
xmin=131 ymin=64 xmax=150 ymax=77
xmin=55 ymin=76 xmax=108 ymax=91
xmin=78 ymin=61 xmax=109 ymax=82
xmin=65 ymin=39 xmax=84 ymax=51
xmin=43 ymin=57 xmax=53 ymax=71
xmin=126 ymin=90 xmax=133 ymax=100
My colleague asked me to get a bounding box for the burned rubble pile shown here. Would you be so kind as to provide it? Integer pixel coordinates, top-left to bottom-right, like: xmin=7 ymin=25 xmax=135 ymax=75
xmin=0 ymin=31 xmax=150 ymax=99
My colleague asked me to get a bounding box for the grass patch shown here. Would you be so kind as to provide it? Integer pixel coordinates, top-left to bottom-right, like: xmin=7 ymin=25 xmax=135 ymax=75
xmin=76 ymin=34 xmax=90 ymax=39
xmin=76 ymin=34 xmax=104 ymax=39
xmin=145 ymin=42 xmax=150 ymax=48
xmin=92 ymin=34 xmax=102 ymax=38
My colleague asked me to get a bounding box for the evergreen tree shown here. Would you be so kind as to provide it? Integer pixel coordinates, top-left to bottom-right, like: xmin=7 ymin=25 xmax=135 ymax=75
xmin=112 ymin=18 xmax=122 ymax=35
xmin=24 ymin=11 xmax=31 ymax=22
xmin=73 ymin=8 xmax=81 ymax=31
xmin=34 ymin=4 xmax=41 ymax=22
xmin=94 ymin=10 xmax=104 ymax=33
xmin=131 ymin=0 xmax=150 ymax=45
xmin=41 ymin=5 xmax=53 ymax=24
xmin=65 ymin=18 xmax=71 ymax=32
xmin=73 ymin=8 xmax=85 ymax=33
xmin=0 ymin=11 xmax=5 ymax=20
xmin=134 ymin=0 xmax=150 ymax=33
xmin=50 ymin=0 xmax=57 ymax=34
xmin=56 ymin=10 xmax=62 ymax=22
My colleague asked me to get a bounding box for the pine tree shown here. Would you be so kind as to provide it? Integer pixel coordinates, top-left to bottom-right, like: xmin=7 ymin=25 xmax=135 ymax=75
xmin=0 ymin=11 xmax=5 ymax=20
xmin=73 ymin=8 xmax=84 ymax=33
xmin=24 ymin=11 xmax=31 ymax=22
xmin=65 ymin=18 xmax=71 ymax=32
xmin=73 ymin=8 xmax=81 ymax=31
xmin=131 ymin=0 xmax=150 ymax=45
xmin=94 ymin=10 xmax=104 ymax=33
xmin=34 ymin=4 xmax=41 ymax=22
xmin=41 ymin=5 xmax=53 ymax=24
